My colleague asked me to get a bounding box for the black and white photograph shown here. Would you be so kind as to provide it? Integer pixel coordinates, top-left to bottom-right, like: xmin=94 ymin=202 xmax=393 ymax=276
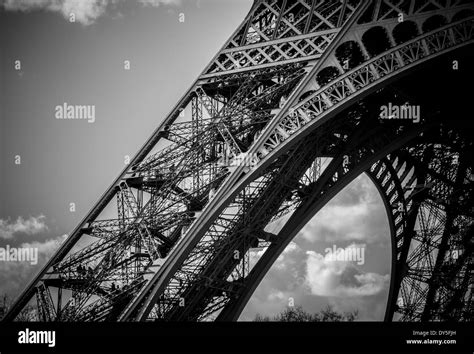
xmin=0 ymin=0 xmax=473 ymax=352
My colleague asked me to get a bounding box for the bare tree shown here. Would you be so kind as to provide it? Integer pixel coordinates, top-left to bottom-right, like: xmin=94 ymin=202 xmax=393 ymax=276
xmin=254 ymin=305 xmax=358 ymax=322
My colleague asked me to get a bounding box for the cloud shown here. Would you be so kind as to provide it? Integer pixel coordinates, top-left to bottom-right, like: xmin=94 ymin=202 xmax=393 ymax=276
xmin=0 ymin=234 xmax=67 ymax=297
xmin=241 ymin=239 xmax=390 ymax=320
xmin=1 ymin=0 xmax=182 ymax=25
xmin=20 ymin=235 xmax=67 ymax=256
xmin=241 ymin=241 xmax=312 ymax=319
xmin=305 ymin=248 xmax=389 ymax=297
xmin=300 ymin=174 xmax=389 ymax=243
xmin=138 ymin=0 xmax=182 ymax=7
xmin=241 ymin=175 xmax=391 ymax=320
xmin=0 ymin=215 xmax=48 ymax=240
xmin=2 ymin=0 xmax=108 ymax=25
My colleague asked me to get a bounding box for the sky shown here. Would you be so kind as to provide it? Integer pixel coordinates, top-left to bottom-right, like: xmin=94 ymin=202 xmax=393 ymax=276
xmin=241 ymin=174 xmax=391 ymax=321
xmin=0 ymin=0 xmax=391 ymax=321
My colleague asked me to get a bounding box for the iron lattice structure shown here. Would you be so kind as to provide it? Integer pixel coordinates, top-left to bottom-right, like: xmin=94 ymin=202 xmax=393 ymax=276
xmin=4 ymin=0 xmax=474 ymax=322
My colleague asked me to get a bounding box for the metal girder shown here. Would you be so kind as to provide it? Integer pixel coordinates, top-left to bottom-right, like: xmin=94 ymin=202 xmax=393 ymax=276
xmin=358 ymin=0 xmax=474 ymax=24
xmin=4 ymin=0 xmax=474 ymax=323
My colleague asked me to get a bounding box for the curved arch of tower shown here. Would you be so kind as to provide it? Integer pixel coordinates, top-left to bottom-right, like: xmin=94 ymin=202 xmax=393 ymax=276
xmin=4 ymin=0 xmax=473 ymax=322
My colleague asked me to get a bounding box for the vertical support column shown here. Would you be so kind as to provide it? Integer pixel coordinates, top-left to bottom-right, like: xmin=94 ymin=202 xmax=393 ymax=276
xmin=192 ymin=96 xmax=203 ymax=191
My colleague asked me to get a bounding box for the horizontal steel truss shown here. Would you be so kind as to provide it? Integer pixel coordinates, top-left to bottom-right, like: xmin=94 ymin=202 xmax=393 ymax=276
xmin=358 ymin=0 xmax=472 ymax=24
xmin=200 ymin=0 xmax=360 ymax=78
xmin=255 ymin=18 xmax=474 ymax=161
xmin=200 ymin=0 xmax=473 ymax=78
xmin=201 ymin=30 xmax=338 ymax=79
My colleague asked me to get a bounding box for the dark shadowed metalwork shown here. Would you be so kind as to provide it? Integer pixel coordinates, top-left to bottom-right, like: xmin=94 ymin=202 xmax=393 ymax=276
xmin=4 ymin=0 xmax=473 ymax=322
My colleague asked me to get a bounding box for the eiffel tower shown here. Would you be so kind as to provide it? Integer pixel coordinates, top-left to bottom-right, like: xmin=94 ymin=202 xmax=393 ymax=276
xmin=4 ymin=0 xmax=474 ymax=322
